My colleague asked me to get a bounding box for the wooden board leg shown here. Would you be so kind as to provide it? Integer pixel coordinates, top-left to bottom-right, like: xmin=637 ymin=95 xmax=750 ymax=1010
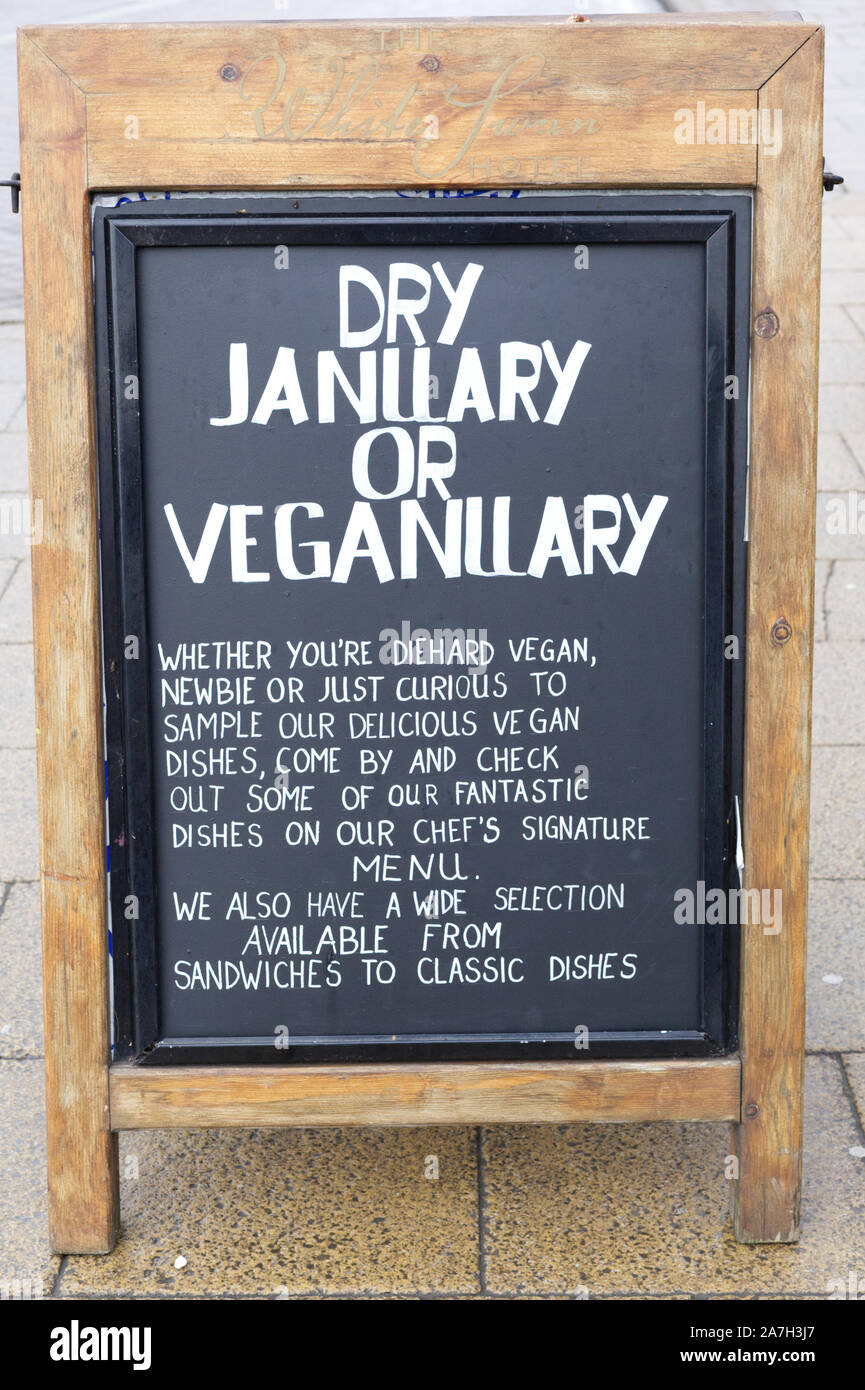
xmin=728 ymin=31 xmax=823 ymax=1244
xmin=19 ymin=31 xmax=121 ymax=1253
xmin=45 ymin=1066 xmax=120 ymax=1255
xmin=40 ymin=884 xmax=120 ymax=1256
xmin=46 ymin=1140 xmax=119 ymax=1257
xmin=730 ymin=1059 xmax=803 ymax=1244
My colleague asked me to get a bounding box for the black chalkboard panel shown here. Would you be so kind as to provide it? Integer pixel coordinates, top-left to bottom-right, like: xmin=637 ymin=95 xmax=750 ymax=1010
xmin=95 ymin=193 xmax=749 ymax=1064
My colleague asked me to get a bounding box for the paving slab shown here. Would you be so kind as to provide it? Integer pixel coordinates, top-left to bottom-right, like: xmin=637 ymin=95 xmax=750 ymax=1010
xmin=831 ymin=196 xmax=865 ymax=221
xmin=806 ymin=879 xmax=865 ymax=1053
xmin=818 ymin=434 xmax=864 ymax=489
xmin=6 ymin=400 xmax=26 ymax=434
xmin=821 ymin=239 xmax=865 ymax=274
xmin=0 ymin=882 xmax=42 ymax=1059
xmin=824 ymin=559 xmax=865 ymax=640
xmin=0 ymin=432 xmax=27 ymax=493
xmin=809 ymin=746 xmax=865 ymax=879
xmin=821 ymin=341 xmax=865 ymax=382
xmin=479 ymin=1056 xmax=865 ymax=1297
xmin=821 ymin=271 xmax=865 ymax=307
xmin=0 ymin=340 xmax=24 ymax=384
xmin=0 ymin=558 xmax=14 ymax=603
xmin=843 ymin=1053 xmax=865 ymax=1132
xmin=0 ymin=1058 xmax=59 ymax=1296
xmin=0 ymin=559 xmax=32 ymax=643
xmin=0 ymin=749 xmax=38 ymax=882
xmin=821 ymin=219 xmax=852 ymax=244
xmin=0 ymin=384 xmax=23 ymax=431
xmin=58 ymin=1126 xmax=480 ymax=1298
xmin=821 ymin=304 xmax=863 ymax=341
xmin=812 ymin=642 xmax=865 ymax=743
xmin=0 ymin=643 xmax=34 ymax=748
xmin=842 ymin=432 xmax=865 ymax=470
xmin=819 ymin=384 xmax=865 ymax=434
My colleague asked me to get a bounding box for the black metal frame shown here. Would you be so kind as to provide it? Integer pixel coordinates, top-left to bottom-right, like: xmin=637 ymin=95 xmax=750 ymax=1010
xmin=93 ymin=192 xmax=750 ymax=1067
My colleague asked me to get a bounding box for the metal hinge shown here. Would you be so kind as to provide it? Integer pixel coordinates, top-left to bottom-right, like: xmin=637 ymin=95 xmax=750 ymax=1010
xmin=0 ymin=173 xmax=20 ymax=213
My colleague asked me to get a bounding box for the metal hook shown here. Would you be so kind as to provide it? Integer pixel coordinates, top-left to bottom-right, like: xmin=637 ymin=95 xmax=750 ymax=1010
xmin=0 ymin=173 xmax=20 ymax=213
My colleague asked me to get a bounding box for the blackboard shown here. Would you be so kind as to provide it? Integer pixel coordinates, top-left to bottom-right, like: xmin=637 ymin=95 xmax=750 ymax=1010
xmin=95 ymin=193 xmax=750 ymax=1064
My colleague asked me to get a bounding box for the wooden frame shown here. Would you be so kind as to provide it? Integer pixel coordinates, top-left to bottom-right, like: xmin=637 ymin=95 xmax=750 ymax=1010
xmin=18 ymin=14 xmax=822 ymax=1253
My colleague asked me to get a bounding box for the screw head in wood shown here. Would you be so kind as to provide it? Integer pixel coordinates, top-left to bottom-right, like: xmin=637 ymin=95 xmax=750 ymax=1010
xmin=744 ymin=1102 xmax=759 ymax=1118
xmin=755 ymin=308 xmax=780 ymax=339
xmin=220 ymin=63 xmax=240 ymax=82
xmin=772 ymin=617 xmax=793 ymax=646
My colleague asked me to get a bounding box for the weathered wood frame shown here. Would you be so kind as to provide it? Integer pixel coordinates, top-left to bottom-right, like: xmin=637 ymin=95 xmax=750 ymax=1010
xmin=18 ymin=14 xmax=822 ymax=1253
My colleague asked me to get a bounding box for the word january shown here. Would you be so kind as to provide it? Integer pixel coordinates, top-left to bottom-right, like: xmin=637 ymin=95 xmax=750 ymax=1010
xmin=208 ymin=262 xmax=590 ymax=428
